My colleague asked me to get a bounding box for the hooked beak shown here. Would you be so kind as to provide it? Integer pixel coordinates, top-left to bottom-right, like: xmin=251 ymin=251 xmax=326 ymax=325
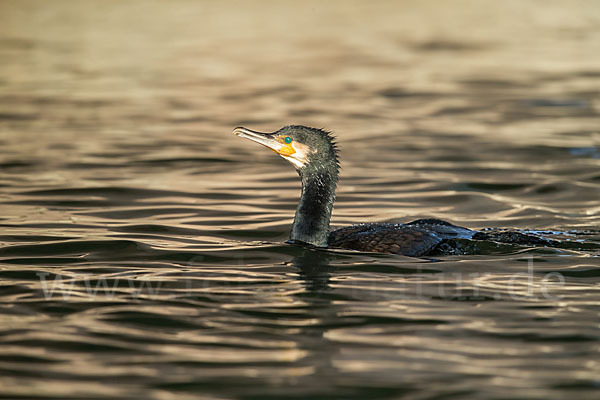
xmin=233 ymin=127 xmax=296 ymax=157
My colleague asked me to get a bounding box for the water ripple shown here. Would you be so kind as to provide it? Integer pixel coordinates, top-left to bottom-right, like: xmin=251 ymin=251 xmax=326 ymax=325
xmin=1 ymin=1 xmax=599 ymax=399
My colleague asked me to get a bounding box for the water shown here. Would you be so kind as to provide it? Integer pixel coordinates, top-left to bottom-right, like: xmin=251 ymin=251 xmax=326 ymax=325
xmin=1 ymin=1 xmax=600 ymax=399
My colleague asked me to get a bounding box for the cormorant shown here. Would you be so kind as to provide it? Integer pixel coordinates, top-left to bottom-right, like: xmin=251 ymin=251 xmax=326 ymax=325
xmin=233 ymin=125 xmax=555 ymax=256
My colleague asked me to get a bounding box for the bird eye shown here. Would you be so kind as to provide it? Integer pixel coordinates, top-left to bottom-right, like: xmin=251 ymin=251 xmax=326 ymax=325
xmin=284 ymin=136 xmax=293 ymax=144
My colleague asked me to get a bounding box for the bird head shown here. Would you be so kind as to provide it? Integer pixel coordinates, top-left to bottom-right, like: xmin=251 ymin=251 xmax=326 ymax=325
xmin=233 ymin=125 xmax=339 ymax=174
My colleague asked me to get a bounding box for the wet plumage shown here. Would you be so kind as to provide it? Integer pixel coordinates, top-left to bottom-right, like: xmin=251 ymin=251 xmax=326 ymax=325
xmin=233 ymin=125 xmax=554 ymax=256
xmin=328 ymin=219 xmax=474 ymax=257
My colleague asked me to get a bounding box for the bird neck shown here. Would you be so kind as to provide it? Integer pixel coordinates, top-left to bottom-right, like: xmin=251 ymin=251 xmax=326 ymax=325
xmin=290 ymin=166 xmax=337 ymax=247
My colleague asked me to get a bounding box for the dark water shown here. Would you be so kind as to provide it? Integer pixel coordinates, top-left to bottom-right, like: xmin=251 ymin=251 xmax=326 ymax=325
xmin=1 ymin=1 xmax=600 ymax=399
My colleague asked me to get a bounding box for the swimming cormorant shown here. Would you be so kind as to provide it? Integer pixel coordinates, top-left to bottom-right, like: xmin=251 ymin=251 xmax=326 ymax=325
xmin=233 ymin=125 xmax=555 ymax=256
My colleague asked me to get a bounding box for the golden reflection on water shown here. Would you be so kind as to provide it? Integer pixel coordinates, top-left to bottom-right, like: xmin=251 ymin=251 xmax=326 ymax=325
xmin=1 ymin=1 xmax=600 ymax=399
xmin=1 ymin=0 xmax=599 ymax=138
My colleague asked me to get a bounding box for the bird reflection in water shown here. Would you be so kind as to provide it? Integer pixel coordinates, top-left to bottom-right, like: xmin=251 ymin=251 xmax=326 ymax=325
xmin=289 ymin=246 xmax=334 ymax=292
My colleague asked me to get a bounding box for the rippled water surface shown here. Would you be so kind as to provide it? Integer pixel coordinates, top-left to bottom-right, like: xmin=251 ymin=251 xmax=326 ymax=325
xmin=1 ymin=1 xmax=600 ymax=399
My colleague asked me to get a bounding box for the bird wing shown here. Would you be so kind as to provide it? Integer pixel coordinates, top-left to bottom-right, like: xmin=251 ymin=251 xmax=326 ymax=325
xmin=328 ymin=223 xmax=443 ymax=257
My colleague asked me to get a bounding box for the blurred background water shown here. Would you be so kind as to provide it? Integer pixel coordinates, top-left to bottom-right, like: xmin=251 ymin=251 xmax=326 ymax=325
xmin=1 ymin=0 xmax=600 ymax=399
